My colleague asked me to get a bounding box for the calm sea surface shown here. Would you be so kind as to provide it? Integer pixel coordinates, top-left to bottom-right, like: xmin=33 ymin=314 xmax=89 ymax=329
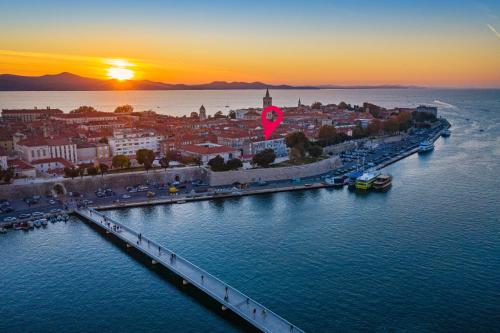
xmin=1 ymin=89 xmax=499 ymax=332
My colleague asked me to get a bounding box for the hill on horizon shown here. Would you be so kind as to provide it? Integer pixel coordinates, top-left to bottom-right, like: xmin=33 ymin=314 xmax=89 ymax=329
xmin=0 ymin=72 xmax=319 ymax=91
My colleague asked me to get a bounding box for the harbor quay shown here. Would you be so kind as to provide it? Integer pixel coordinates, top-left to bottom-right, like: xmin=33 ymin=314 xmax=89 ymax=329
xmin=1 ymin=121 xmax=448 ymax=228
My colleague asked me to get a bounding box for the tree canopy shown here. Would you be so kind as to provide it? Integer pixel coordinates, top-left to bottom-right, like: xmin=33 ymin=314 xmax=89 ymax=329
xmin=285 ymin=131 xmax=310 ymax=159
xmin=71 ymin=105 xmax=97 ymax=114
xmin=208 ymin=155 xmax=226 ymax=171
xmin=252 ymin=149 xmax=276 ymax=168
xmin=114 ymin=104 xmax=134 ymax=113
xmin=136 ymin=149 xmax=155 ymax=171
xmin=112 ymin=155 xmax=130 ymax=169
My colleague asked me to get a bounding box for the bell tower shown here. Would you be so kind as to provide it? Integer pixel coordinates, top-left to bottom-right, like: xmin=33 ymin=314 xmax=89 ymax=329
xmin=263 ymin=88 xmax=272 ymax=109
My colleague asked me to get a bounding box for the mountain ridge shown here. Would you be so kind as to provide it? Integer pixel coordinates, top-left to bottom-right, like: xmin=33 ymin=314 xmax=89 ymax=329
xmin=0 ymin=72 xmax=420 ymax=91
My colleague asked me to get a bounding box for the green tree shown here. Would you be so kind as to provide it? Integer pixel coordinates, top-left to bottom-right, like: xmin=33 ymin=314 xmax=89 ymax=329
xmin=318 ymin=125 xmax=337 ymax=141
xmin=71 ymin=106 xmax=97 ymax=114
xmin=112 ymin=155 xmax=130 ymax=169
xmin=338 ymin=101 xmax=349 ymax=109
xmin=159 ymin=157 xmax=169 ymax=171
xmin=114 ymin=104 xmax=134 ymax=113
xmin=64 ymin=167 xmax=78 ymax=179
xmin=252 ymin=149 xmax=276 ymax=168
xmin=213 ymin=111 xmax=225 ymax=119
xmin=383 ymin=118 xmax=400 ymax=135
xmin=307 ymin=144 xmax=323 ymax=158
xmin=136 ymin=149 xmax=155 ymax=172
xmin=208 ymin=155 xmax=227 ymax=171
xmin=228 ymin=110 xmax=236 ymax=119
xmin=99 ymin=163 xmax=109 ymax=177
xmin=226 ymin=158 xmax=243 ymax=170
xmin=285 ymin=131 xmax=309 ymax=159
xmin=311 ymin=101 xmax=322 ymax=109
xmin=87 ymin=166 xmax=98 ymax=176
xmin=351 ymin=126 xmax=366 ymax=139
xmin=365 ymin=120 xmax=382 ymax=137
xmin=78 ymin=167 xmax=85 ymax=179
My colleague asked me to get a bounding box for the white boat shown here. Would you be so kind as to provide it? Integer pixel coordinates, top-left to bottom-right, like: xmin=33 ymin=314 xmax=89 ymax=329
xmin=418 ymin=140 xmax=434 ymax=153
xmin=34 ymin=220 xmax=42 ymax=228
xmin=441 ymin=129 xmax=451 ymax=137
xmin=0 ymin=227 xmax=7 ymax=234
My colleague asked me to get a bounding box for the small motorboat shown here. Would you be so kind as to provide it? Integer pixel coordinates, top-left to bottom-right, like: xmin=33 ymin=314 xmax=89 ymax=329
xmin=34 ymin=220 xmax=42 ymax=228
xmin=0 ymin=227 xmax=7 ymax=234
xmin=41 ymin=219 xmax=48 ymax=226
xmin=13 ymin=223 xmax=22 ymax=230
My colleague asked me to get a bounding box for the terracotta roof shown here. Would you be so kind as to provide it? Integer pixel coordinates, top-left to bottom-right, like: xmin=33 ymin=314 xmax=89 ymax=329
xmin=2 ymin=108 xmax=63 ymax=114
xmin=17 ymin=137 xmax=73 ymax=147
xmin=31 ymin=157 xmax=74 ymax=168
xmin=181 ymin=144 xmax=238 ymax=155
xmin=8 ymin=159 xmax=35 ymax=170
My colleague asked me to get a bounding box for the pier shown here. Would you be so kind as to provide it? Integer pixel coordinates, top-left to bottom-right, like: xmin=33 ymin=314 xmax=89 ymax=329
xmin=74 ymin=208 xmax=304 ymax=333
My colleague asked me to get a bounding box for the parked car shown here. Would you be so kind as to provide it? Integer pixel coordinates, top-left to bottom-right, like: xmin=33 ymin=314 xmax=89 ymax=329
xmin=32 ymin=212 xmax=44 ymax=218
xmin=18 ymin=213 xmax=32 ymax=219
xmin=121 ymin=194 xmax=131 ymax=199
xmin=3 ymin=216 xmax=17 ymax=222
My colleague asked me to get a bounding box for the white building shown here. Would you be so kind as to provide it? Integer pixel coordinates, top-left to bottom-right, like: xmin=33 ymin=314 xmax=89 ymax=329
xmin=250 ymin=138 xmax=288 ymax=157
xmin=108 ymin=129 xmax=164 ymax=156
xmin=180 ymin=142 xmax=241 ymax=164
xmin=15 ymin=137 xmax=78 ymax=164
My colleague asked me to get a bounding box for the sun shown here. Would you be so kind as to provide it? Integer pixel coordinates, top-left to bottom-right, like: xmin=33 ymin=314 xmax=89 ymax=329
xmin=105 ymin=59 xmax=135 ymax=81
xmin=107 ymin=67 xmax=134 ymax=81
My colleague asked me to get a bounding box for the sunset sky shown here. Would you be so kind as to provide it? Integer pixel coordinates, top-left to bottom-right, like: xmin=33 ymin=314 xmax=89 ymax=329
xmin=1 ymin=0 xmax=499 ymax=87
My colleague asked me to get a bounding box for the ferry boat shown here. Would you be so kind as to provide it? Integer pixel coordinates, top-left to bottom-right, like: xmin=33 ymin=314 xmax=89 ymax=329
xmin=418 ymin=140 xmax=434 ymax=153
xmin=347 ymin=171 xmax=363 ymax=190
xmin=441 ymin=129 xmax=451 ymax=137
xmin=355 ymin=171 xmax=380 ymax=190
xmin=372 ymin=174 xmax=393 ymax=192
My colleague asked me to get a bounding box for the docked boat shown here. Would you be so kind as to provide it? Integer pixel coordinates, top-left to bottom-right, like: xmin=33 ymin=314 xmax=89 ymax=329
xmin=372 ymin=174 xmax=393 ymax=191
xmin=63 ymin=214 xmax=69 ymax=221
xmin=355 ymin=171 xmax=381 ymax=190
xmin=13 ymin=223 xmax=22 ymax=230
xmin=325 ymin=176 xmax=347 ymax=188
xmin=0 ymin=227 xmax=7 ymax=234
xmin=347 ymin=171 xmax=363 ymax=190
xmin=34 ymin=220 xmax=42 ymax=228
xmin=40 ymin=218 xmax=48 ymax=226
xmin=441 ymin=129 xmax=451 ymax=137
xmin=418 ymin=140 xmax=434 ymax=153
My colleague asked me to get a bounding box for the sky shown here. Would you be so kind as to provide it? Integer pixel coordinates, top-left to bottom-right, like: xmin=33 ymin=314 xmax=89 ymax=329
xmin=0 ymin=0 xmax=499 ymax=87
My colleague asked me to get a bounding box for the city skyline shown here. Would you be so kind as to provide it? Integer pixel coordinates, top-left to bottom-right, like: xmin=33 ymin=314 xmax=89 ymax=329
xmin=1 ymin=0 xmax=500 ymax=88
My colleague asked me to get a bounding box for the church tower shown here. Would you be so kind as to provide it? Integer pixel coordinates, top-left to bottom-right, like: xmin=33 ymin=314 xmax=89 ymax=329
xmin=199 ymin=105 xmax=207 ymax=120
xmin=263 ymin=88 xmax=272 ymax=109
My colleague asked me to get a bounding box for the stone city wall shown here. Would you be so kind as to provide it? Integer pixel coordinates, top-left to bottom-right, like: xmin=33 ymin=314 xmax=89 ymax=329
xmin=1 ymin=167 xmax=206 ymax=200
xmin=208 ymin=157 xmax=340 ymax=186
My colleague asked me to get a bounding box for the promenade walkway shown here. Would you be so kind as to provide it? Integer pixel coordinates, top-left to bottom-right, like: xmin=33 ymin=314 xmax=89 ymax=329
xmin=74 ymin=208 xmax=304 ymax=333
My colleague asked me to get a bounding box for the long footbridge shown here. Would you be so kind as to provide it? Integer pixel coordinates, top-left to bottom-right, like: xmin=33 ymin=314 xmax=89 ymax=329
xmin=74 ymin=208 xmax=304 ymax=333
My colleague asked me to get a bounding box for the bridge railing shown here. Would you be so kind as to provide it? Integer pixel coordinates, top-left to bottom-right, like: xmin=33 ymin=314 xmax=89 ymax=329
xmin=80 ymin=208 xmax=304 ymax=333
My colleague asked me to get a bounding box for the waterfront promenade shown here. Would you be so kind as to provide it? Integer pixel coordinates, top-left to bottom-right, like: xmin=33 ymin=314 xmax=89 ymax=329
xmin=74 ymin=208 xmax=304 ymax=333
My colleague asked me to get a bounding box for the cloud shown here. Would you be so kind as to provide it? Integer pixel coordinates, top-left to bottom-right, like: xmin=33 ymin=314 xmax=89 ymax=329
xmin=487 ymin=24 xmax=500 ymax=38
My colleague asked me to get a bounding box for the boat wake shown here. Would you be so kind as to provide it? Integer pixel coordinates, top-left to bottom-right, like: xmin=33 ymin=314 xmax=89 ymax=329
xmin=433 ymin=100 xmax=456 ymax=108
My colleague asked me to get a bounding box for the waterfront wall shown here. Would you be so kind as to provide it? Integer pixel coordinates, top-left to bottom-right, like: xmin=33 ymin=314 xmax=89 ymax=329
xmin=208 ymin=157 xmax=340 ymax=186
xmin=1 ymin=167 xmax=206 ymax=200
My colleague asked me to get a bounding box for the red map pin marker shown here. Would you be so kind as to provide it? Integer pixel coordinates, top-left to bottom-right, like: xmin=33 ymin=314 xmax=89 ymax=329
xmin=261 ymin=105 xmax=283 ymax=140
